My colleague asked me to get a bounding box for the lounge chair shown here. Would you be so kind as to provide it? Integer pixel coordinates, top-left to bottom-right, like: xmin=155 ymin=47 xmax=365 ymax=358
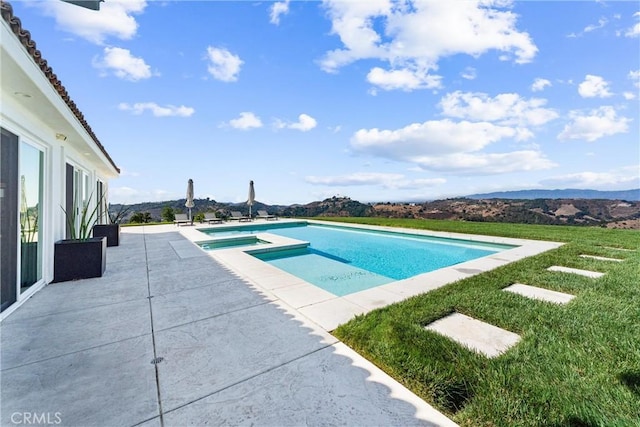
xmin=204 ymin=212 xmax=223 ymax=224
xmin=229 ymin=211 xmax=251 ymax=222
xmin=257 ymin=210 xmax=277 ymax=220
xmin=174 ymin=213 xmax=191 ymax=226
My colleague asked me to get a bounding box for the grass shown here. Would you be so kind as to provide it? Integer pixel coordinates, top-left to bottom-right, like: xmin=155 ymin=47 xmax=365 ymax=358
xmin=318 ymin=218 xmax=639 ymax=426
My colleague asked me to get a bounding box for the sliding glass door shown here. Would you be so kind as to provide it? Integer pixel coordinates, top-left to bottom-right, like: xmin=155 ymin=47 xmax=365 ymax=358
xmin=1 ymin=128 xmax=19 ymax=312
xmin=0 ymin=128 xmax=45 ymax=311
xmin=19 ymin=141 xmax=44 ymax=291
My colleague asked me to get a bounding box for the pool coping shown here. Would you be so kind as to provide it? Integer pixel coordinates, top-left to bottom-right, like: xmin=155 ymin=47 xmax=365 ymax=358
xmin=179 ymin=219 xmax=563 ymax=331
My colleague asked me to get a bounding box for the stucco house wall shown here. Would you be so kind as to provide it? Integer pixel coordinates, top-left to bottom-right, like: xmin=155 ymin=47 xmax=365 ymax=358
xmin=1 ymin=2 xmax=120 ymax=319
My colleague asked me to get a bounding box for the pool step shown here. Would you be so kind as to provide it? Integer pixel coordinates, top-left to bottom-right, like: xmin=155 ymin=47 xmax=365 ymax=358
xmin=547 ymin=266 xmax=604 ymax=279
xmin=425 ymin=313 xmax=520 ymax=358
xmin=503 ymin=283 xmax=574 ymax=305
xmin=579 ymin=254 xmax=623 ymax=262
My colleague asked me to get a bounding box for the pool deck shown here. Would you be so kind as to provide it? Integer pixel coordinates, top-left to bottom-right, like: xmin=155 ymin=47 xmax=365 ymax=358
xmin=1 ymin=224 xmax=458 ymax=426
xmin=182 ymin=219 xmax=563 ymax=330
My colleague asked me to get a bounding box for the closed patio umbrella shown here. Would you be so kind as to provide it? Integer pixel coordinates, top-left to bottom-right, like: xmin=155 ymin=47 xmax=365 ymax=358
xmin=247 ymin=180 xmax=255 ymax=218
xmin=186 ymin=179 xmax=195 ymax=223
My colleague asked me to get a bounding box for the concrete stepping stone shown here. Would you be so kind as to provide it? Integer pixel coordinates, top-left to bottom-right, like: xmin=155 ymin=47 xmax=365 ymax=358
xmin=503 ymin=283 xmax=575 ymax=305
xmin=579 ymin=254 xmax=623 ymax=262
xmin=602 ymin=246 xmax=635 ymax=252
xmin=547 ymin=266 xmax=604 ymax=279
xmin=425 ymin=313 xmax=520 ymax=358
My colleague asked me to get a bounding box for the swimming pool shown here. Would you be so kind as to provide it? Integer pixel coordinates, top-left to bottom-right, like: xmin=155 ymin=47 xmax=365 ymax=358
xmin=201 ymin=222 xmax=515 ymax=296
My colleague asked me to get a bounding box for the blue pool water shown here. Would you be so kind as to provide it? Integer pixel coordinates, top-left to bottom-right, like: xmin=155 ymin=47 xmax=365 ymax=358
xmin=202 ymin=223 xmax=514 ymax=296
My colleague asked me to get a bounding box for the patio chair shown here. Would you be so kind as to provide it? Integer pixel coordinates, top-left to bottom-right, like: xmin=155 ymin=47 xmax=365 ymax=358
xmin=257 ymin=210 xmax=277 ymax=221
xmin=204 ymin=212 xmax=223 ymax=224
xmin=174 ymin=213 xmax=191 ymax=226
xmin=229 ymin=211 xmax=252 ymax=222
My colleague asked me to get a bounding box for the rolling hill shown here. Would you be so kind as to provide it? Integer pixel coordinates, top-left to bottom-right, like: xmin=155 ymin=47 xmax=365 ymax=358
xmin=112 ymin=194 xmax=640 ymax=229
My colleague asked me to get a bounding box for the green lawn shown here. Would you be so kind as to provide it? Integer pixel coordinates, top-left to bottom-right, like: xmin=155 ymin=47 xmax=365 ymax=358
xmin=318 ymin=218 xmax=639 ymax=426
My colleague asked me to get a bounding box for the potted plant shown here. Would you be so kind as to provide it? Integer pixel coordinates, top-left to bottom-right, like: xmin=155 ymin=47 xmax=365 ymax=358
xmin=92 ymin=203 xmax=129 ymax=247
xmin=53 ymin=193 xmax=106 ymax=283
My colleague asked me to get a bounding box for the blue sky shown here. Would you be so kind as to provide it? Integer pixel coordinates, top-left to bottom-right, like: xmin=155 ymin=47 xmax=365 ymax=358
xmin=11 ymin=0 xmax=640 ymax=205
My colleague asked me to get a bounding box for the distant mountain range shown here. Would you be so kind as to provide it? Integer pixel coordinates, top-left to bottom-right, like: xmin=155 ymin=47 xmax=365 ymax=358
xmin=466 ymin=189 xmax=640 ymax=201
xmin=112 ymin=191 xmax=640 ymax=229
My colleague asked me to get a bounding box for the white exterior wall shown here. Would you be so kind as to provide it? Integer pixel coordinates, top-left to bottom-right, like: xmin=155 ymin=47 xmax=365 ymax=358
xmin=1 ymin=13 xmax=119 ymax=319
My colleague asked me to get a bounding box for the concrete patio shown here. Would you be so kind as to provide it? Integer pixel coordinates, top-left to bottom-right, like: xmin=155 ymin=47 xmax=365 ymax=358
xmin=1 ymin=225 xmax=456 ymax=426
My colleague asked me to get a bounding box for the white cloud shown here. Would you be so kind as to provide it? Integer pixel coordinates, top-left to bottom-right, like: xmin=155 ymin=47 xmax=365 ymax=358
xmin=569 ymin=15 xmax=613 ymax=38
xmin=412 ymin=151 xmax=556 ymax=175
xmin=558 ymin=106 xmax=630 ymax=142
xmin=531 ymin=78 xmax=551 ymax=92
xmin=584 ymin=17 xmax=608 ymax=33
xmin=349 ymin=117 xmax=556 ymax=175
xmin=366 ymin=67 xmax=442 ymax=91
xmin=540 ymin=168 xmax=640 ymax=189
xmin=93 ymin=47 xmax=154 ymax=81
xmin=118 ymin=167 xmax=141 ymax=178
xmin=351 ymin=119 xmax=521 ymax=159
xmin=275 ymin=114 xmax=317 ymax=131
xmin=205 ymin=46 xmax=243 ymax=82
xmin=629 ymin=70 xmax=640 ymax=88
xmin=400 ymin=178 xmax=447 ymax=189
xmin=460 ymin=67 xmax=477 ymax=80
xmin=226 ymin=112 xmax=263 ymax=130
xmin=306 ymin=172 xmax=403 ymax=186
xmin=625 ymin=11 xmax=640 ymax=37
xmin=320 ymin=0 xmax=537 ymax=91
xmin=623 ymin=92 xmax=636 ymax=100
xmin=305 ymin=172 xmax=446 ymax=189
xmin=578 ymin=75 xmax=613 ymax=98
xmin=41 ymin=0 xmax=146 ymax=45
xmin=118 ymin=102 xmax=194 ymax=117
xmin=439 ymin=91 xmax=559 ymax=127
xmin=270 ymin=0 xmax=290 ymax=25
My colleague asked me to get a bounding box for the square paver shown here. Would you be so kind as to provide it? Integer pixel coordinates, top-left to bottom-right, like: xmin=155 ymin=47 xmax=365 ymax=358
xmin=547 ymin=266 xmax=604 ymax=278
xmin=579 ymin=254 xmax=623 ymax=262
xmin=1 ymin=335 xmax=159 ymax=426
xmin=425 ymin=312 xmax=520 ymax=358
xmin=150 ymin=278 xmax=269 ymax=331
xmin=343 ymin=286 xmax=406 ymax=311
xmin=1 ymin=299 xmax=152 ymax=369
xmin=297 ymin=297 xmax=367 ymax=331
xmin=154 ymin=302 xmax=337 ymax=411
xmin=270 ymin=282 xmax=336 ymax=308
xmin=503 ymin=283 xmax=575 ymax=304
xmin=602 ymin=246 xmax=635 ymax=252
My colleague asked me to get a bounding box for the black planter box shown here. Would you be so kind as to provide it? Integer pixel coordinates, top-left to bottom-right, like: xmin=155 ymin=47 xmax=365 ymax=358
xmin=53 ymin=237 xmax=106 ymax=283
xmin=93 ymin=224 xmax=120 ymax=247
